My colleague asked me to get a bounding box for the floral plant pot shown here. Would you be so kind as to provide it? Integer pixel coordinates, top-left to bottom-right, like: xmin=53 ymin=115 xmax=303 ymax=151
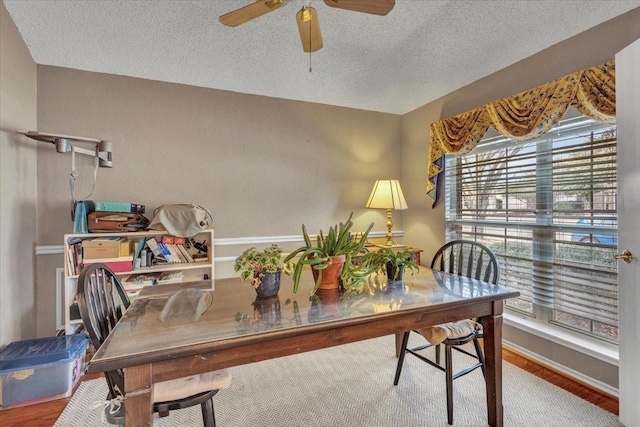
xmin=255 ymin=271 xmax=281 ymax=298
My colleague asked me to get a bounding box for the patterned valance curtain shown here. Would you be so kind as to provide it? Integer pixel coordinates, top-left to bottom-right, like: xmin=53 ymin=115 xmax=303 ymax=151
xmin=426 ymin=60 xmax=616 ymax=202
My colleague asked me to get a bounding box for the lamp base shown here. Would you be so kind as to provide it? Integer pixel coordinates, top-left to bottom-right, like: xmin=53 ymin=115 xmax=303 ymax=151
xmin=385 ymin=208 xmax=395 ymax=246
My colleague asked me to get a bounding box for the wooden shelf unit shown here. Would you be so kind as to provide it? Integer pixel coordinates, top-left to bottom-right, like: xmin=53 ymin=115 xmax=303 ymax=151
xmin=62 ymin=229 xmax=214 ymax=335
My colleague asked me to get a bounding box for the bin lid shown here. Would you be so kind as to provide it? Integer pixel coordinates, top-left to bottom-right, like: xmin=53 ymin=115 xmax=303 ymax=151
xmin=0 ymin=334 xmax=89 ymax=372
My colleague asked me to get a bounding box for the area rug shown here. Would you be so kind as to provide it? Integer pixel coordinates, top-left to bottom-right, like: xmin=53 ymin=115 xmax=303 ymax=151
xmin=55 ymin=335 xmax=621 ymax=427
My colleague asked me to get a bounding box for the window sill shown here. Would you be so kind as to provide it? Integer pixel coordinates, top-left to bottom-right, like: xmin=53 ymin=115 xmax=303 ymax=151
xmin=503 ymin=312 xmax=619 ymax=366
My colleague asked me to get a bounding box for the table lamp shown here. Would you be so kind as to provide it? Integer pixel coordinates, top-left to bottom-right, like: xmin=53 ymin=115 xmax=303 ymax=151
xmin=365 ymin=179 xmax=408 ymax=246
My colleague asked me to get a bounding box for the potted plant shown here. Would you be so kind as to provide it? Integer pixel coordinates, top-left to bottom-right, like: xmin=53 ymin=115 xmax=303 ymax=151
xmin=234 ymin=244 xmax=284 ymax=298
xmin=284 ymin=213 xmax=374 ymax=295
xmin=363 ymin=247 xmax=419 ymax=282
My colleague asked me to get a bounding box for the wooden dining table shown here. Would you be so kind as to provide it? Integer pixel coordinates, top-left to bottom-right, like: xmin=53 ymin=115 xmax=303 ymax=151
xmin=86 ymin=267 xmax=519 ymax=426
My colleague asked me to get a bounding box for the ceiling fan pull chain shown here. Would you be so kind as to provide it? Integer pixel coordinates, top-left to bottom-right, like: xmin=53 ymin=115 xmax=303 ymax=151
xmin=309 ymin=15 xmax=312 ymax=72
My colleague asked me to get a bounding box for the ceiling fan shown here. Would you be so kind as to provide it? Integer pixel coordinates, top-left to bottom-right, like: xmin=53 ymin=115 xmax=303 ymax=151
xmin=219 ymin=0 xmax=395 ymax=53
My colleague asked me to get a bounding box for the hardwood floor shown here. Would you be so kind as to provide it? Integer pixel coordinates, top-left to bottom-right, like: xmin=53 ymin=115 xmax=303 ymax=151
xmin=502 ymin=347 xmax=619 ymax=415
xmin=0 ymin=350 xmax=618 ymax=427
xmin=0 ymin=373 xmax=102 ymax=427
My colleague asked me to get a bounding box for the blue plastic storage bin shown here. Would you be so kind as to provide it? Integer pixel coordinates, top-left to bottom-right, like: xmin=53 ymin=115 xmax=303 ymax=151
xmin=0 ymin=333 xmax=89 ymax=409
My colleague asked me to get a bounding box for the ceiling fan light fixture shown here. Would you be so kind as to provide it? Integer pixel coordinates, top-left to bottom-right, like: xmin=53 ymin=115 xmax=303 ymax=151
xmin=300 ymin=7 xmax=313 ymax=22
xmin=296 ymin=6 xmax=323 ymax=53
xmin=266 ymin=0 xmax=284 ymax=10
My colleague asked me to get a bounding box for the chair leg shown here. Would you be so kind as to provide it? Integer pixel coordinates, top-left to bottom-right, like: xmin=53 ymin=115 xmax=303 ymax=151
xmin=201 ymin=398 xmax=215 ymax=427
xmin=435 ymin=344 xmax=442 ymax=366
xmin=393 ymin=331 xmax=411 ymax=385
xmin=473 ymin=337 xmax=486 ymax=376
xmin=445 ymin=344 xmax=454 ymax=425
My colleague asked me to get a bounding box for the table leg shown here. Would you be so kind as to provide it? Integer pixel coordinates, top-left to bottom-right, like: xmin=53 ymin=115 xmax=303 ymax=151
xmin=395 ymin=332 xmax=404 ymax=357
xmin=481 ymin=302 xmax=504 ymax=427
xmin=124 ymin=364 xmax=154 ymax=427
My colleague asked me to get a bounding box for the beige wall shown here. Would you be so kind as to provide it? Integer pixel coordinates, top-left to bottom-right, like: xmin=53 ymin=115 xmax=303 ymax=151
xmin=0 ymin=2 xmax=38 ymax=346
xmin=402 ymin=8 xmax=640 ymax=389
xmin=34 ymin=66 xmax=402 ymax=336
xmin=35 ymin=67 xmax=404 ymax=242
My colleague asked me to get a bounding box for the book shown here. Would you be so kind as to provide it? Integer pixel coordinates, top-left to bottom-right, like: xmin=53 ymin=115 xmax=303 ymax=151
xmin=177 ymin=244 xmax=194 ymax=262
xmin=157 ymin=242 xmax=175 ymax=263
xmin=157 ymin=270 xmax=184 ymax=284
xmin=145 ymin=237 xmax=162 ymax=257
xmin=67 ymin=245 xmax=76 ymax=276
xmin=167 ymin=244 xmax=183 ymax=263
xmin=66 ymin=237 xmax=82 ymax=275
xmin=74 ymin=242 xmax=83 ymax=274
xmin=95 ymin=201 xmax=145 ymax=213
xmin=172 ymin=244 xmax=188 ymax=263
xmin=123 ymin=272 xmax=160 ymax=289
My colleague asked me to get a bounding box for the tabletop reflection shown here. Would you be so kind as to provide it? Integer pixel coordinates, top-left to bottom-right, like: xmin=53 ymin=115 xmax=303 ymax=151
xmin=100 ymin=268 xmax=515 ymax=360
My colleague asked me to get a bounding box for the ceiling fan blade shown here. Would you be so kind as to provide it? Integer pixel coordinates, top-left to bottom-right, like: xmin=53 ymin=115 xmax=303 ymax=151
xmin=296 ymin=7 xmax=323 ymax=53
xmin=219 ymin=0 xmax=286 ymax=27
xmin=323 ymin=0 xmax=395 ymax=16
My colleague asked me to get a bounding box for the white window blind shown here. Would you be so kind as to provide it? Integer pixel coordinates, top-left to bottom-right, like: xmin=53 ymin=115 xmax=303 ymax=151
xmin=445 ymin=114 xmax=618 ymax=342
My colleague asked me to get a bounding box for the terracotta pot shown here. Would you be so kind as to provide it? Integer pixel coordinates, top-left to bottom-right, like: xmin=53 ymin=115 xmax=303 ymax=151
xmin=311 ymin=255 xmax=346 ymax=290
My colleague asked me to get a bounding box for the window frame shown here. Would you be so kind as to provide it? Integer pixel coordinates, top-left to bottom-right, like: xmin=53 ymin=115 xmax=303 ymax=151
xmin=444 ymin=114 xmax=618 ymax=344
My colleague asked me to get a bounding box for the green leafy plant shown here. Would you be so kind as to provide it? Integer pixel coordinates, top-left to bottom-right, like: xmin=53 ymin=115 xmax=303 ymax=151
xmin=362 ymin=247 xmax=419 ymax=280
xmin=234 ymin=244 xmax=284 ymax=288
xmin=283 ymin=212 xmax=374 ymax=295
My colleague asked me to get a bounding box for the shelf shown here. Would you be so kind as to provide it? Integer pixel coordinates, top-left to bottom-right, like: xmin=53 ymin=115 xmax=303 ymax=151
xmin=63 ymin=229 xmax=214 ymax=335
xmin=66 ymin=261 xmax=211 ymax=279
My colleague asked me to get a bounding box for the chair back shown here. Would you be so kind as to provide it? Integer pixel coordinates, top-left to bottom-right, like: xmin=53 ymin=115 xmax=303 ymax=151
xmin=77 ymin=263 xmax=130 ymax=397
xmin=431 ymin=240 xmax=499 ymax=285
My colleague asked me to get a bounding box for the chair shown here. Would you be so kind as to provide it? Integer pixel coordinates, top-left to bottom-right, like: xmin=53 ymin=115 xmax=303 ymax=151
xmin=393 ymin=240 xmax=499 ymax=425
xmin=77 ymin=263 xmax=231 ymax=426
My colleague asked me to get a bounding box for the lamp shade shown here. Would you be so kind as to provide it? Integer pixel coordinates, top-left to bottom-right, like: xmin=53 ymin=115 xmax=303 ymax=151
xmin=365 ymin=180 xmax=408 ymax=210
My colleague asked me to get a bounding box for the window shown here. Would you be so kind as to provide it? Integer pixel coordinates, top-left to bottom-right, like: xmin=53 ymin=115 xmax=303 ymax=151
xmin=445 ymin=114 xmax=618 ymax=343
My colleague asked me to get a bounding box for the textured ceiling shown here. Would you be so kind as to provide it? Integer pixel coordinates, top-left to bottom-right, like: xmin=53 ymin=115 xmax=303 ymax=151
xmin=4 ymin=1 xmax=639 ymax=114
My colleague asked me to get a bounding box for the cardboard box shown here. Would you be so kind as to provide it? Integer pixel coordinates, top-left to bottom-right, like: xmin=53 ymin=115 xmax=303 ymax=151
xmin=0 ymin=334 xmax=89 ymax=409
xmin=82 ymin=238 xmax=121 ymax=259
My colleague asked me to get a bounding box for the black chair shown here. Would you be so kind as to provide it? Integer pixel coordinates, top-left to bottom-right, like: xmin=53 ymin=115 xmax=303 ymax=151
xmin=393 ymin=240 xmax=499 ymax=425
xmin=77 ymin=263 xmax=231 ymax=426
